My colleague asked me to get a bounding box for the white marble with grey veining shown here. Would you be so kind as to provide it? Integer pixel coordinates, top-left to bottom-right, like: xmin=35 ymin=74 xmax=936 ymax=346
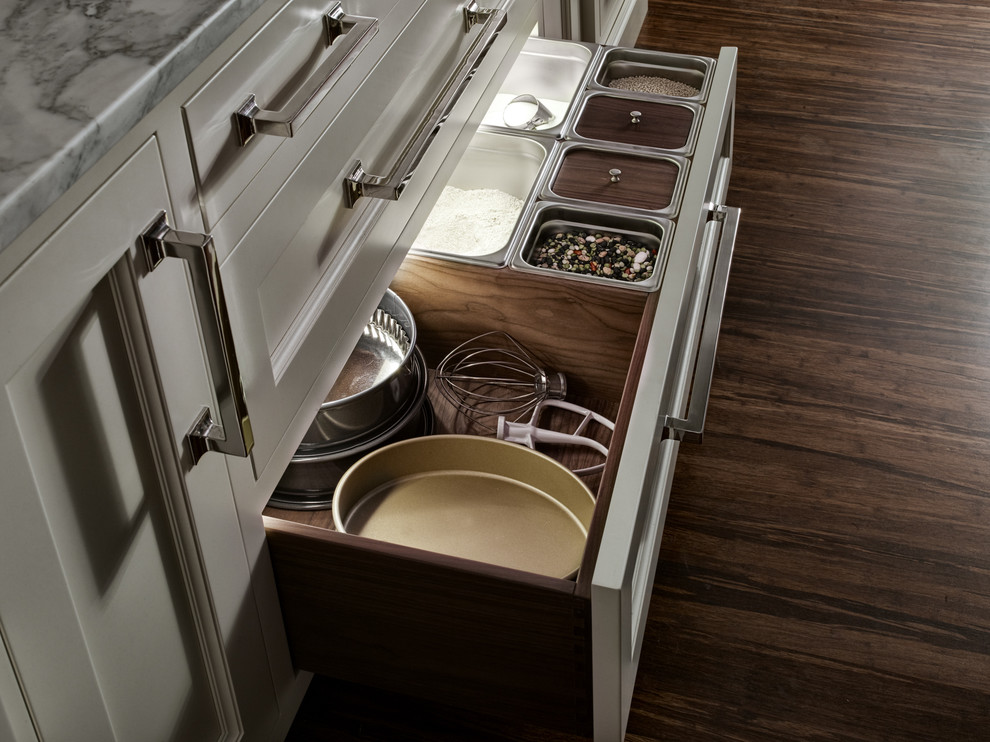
xmin=0 ymin=0 xmax=269 ymax=252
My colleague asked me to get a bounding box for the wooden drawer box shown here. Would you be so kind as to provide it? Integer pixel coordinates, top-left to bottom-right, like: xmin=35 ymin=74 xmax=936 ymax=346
xmin=264 ymin=256 xmax=654 ymax=735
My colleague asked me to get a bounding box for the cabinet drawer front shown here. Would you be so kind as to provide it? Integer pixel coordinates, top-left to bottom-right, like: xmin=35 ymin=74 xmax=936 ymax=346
xmin=265 ymin=523 xmax=593 ymax=733
xmin=589 ymin=46 xmax=739 ymax=741
xmin=219 ymin=0 xmax=539 ymax=479
xmin=183 ymin=0 xmax=414 ymax=229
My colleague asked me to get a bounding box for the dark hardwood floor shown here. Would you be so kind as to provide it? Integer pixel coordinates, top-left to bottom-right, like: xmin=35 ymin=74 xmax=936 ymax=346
xmin=284 ymin=2 xmax=990 ymax=739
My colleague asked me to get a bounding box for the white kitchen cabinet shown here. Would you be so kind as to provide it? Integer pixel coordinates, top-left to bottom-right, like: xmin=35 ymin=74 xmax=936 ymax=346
xmin=0 ymin=1 xmax=548 ymax=738
xmin=1 ymin=0 xmax=735 ymax=739
xmin=183 ymin=0 xmax=419 ymax=231
xmin=0 ymin=138 xmax=278 ymax=740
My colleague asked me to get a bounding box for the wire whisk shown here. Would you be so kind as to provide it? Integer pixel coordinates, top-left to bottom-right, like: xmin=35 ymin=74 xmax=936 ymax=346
xmin=435 ymin=331 xmax=566 ymax=431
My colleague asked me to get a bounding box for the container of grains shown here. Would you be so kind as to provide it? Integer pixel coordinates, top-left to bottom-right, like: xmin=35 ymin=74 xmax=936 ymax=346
xmin=410 ymin=131 xmax=550 ymax=267
xmin=566 ymin=92 xmax=702 ymax=156
xmin=509 ymin=202 xmax=671 ymax=292
xmin=590 ymin=48 xmax=714 ymax=104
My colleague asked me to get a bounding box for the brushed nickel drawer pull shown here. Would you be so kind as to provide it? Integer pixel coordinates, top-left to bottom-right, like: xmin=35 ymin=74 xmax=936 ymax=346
xmin=664 ymin=205 xmax=740 ymax=442
xmin=140 ymin=211 xmax=254 ymax=464
xmin=463 ymin=0 xmax=496 ymax=31
xmin=234 ymin=2 xmax=379 ymax=147
xmin=343 ymin=4 xmax=506 ymax=207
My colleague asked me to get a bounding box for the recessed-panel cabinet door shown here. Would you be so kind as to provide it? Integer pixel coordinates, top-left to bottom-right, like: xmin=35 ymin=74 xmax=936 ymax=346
xmin=0 ymin=639 xmax=34 ymax=742
xmin=0 ymin=140 xmax=244 ymax=741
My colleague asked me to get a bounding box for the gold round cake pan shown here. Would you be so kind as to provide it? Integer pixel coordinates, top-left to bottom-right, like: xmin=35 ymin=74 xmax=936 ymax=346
xmin=332 ymin=435 xmax=596 ymax=578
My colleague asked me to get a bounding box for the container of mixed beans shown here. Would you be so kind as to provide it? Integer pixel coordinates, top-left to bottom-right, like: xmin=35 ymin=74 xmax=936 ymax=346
xmin=509 ymin=202 xmax=671 ymax=292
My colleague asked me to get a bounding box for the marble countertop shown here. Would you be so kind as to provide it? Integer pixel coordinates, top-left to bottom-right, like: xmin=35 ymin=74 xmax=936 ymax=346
xmin=0 ymin=0 xmax=269 ymax=252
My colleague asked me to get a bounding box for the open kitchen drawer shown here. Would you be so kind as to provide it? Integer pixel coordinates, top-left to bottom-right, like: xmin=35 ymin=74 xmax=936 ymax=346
xmin=261 ymin=45 xmax=738 ymax=738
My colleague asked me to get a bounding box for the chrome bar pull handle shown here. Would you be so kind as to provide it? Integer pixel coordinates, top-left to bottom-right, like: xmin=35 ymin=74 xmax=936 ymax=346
xmin=234 ymin=2 xmax=379 ymax=146
xmin=140 ymin=211 xmax=254 ymax=464
xmin=664 ymin=205 xmax=740 ymax=442
xmin=463 ymin=1 xmax=496 ymax=31
xmin=343 ymin=5 xmax=507 ymax=207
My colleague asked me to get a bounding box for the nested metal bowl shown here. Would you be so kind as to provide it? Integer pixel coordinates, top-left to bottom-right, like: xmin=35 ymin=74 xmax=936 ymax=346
xmin=332 ymin=435 xmax=596 ymax=578
xmin=270 ymin=349 xmax=432 ymax=510
xmin=297 ymin=289 xmax=418 ymax=452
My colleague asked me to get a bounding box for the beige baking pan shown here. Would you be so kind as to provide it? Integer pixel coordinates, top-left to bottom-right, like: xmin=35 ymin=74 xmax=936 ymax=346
xmin=332 ymin=435 xmax=595 ymax=578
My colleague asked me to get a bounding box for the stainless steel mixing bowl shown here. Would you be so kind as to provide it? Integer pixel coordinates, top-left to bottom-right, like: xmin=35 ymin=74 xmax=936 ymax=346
xmin=298 ymin=289 xmax=418 ymax=451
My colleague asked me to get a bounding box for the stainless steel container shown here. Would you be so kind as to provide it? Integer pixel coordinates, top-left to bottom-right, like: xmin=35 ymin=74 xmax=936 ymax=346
xmin=479 ymin=36 xmax=595 ymax=138
xmin=590 ymin=48 xmax=715 ymax=104
xmin=410 ymin=130 xmax=550 ymax=267
xmin=509 ymin=201 xmax=671 ymax=292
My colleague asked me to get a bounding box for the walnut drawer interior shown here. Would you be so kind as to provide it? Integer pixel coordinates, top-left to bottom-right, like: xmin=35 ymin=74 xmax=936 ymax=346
xmin=262 ymin=254 xmax=659 ymax=732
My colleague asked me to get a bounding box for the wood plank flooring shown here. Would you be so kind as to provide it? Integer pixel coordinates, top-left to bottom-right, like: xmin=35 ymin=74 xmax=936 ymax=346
xmin=284 ymin=2 xmax=990 ymax=739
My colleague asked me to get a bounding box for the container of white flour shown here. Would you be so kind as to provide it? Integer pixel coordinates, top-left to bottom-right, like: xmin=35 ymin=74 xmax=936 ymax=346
xmin=410 ymin=131 xmax=550 ymax=267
